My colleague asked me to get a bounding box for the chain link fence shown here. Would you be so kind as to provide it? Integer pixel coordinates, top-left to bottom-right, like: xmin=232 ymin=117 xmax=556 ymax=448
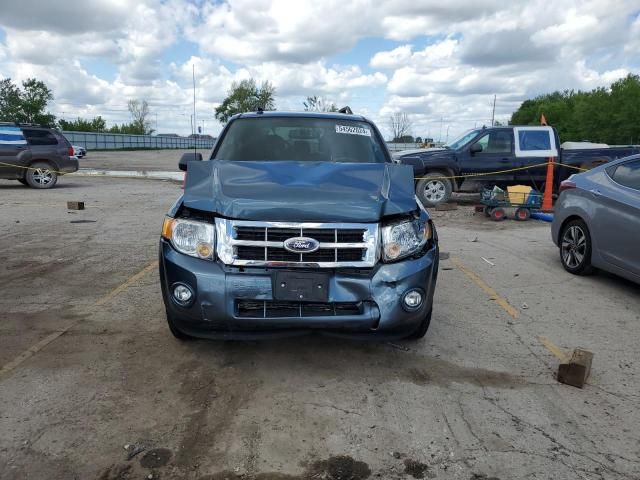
xmin=62 ymin=131 xmax=427 ymax=154
xmin=62 ymin=131 xmax=216 ymax=150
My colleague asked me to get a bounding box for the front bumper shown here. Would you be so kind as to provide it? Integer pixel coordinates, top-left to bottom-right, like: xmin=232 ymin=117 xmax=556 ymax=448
xmin=159 ymin=239 xmax=439 ymax=340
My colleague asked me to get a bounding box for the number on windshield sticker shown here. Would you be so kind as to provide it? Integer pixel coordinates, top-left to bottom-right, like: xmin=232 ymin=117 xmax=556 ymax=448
xmin=335 ymin=125 xmax=372 ymax=137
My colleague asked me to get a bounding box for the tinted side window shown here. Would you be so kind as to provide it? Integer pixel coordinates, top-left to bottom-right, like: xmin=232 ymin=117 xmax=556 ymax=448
xmin=518 ymin=130 xmax=551 ymax=151
xmin=608 ymin=159 xmax=640 ymax=190
xmin=473 ymin=131 xmax=512 ymax=154
xmin=23 ymin=129 xmax=59 ymax=146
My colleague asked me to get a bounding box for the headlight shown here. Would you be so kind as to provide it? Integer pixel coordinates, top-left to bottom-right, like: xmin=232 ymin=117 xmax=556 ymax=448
xmin=162 ymin=217 xmax=215 ymax=260
xmin=381 ymin=218 xmax=431 ymax=262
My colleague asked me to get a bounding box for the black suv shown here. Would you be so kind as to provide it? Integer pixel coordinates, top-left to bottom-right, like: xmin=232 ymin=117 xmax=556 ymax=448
xmin=0 ymin=123 xmax=79 ymax=188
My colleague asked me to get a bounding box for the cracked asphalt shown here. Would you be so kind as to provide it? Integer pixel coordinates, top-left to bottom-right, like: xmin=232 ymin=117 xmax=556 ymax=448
xmin=1 ymin=172 xmax=639 ymax=480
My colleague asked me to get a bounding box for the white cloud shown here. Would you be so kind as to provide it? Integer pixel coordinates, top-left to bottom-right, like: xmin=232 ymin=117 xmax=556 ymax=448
xmin=187 ymin=0 xmax=378 ymax=64
xmin=2 ymin=29 xmax=120 ymax=65
xmin=0 ymin=0 xmax=131 ymax=34
xmin=0 ymin=0 xmax=638 ymax=138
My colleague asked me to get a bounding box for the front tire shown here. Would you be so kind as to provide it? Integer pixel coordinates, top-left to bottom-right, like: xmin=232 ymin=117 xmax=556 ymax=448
xmin=416 ymin=173 xmax=452 ymax=207
xmin=25 ymin=162 xmax=58 ymax=189
xmin=559 ymin=219 xmax=594 ymax=275
xmin=514 ymin=207 xmax=531 ymax=221
xmin=490 ymin=207 xmax=506 ymax=221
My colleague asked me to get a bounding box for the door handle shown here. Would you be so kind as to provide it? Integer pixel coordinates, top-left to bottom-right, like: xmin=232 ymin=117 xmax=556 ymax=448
xmin=499 ymin=158 xmax=510 ymax=163
xmin=590 ymin=189 xmax=602 ymax=196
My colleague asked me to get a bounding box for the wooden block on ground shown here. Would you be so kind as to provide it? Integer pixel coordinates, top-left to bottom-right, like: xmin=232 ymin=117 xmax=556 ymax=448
xmin=67 ymin=201 xmax=85 ymax=210
xmin=435 ymin=202 xmax=458 ymax=211
xmin=557 ymin=348 xmax=593 ymax=388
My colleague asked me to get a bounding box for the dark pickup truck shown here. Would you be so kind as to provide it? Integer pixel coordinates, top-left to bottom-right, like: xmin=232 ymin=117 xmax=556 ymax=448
xmin=394 ymin=126 xmax=640 ymax=206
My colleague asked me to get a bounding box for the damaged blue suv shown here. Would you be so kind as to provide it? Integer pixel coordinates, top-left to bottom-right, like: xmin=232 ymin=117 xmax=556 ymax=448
xmin=159 ymin=111 xmax=439 ymax=340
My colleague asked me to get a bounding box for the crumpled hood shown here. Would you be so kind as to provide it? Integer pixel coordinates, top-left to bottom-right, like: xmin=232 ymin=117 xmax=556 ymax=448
xmin=183 ymin=160 xmax=417 ymax=222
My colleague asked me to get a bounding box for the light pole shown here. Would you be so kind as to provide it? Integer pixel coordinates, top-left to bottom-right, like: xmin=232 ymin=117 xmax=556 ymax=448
xmin=445 ymin=125 xmax=450 ymax=143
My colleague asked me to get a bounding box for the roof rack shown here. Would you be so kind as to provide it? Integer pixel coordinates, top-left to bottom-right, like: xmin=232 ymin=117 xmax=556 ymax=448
xmin=0 ymin=121 xmax=17 ymax=126
xmin=338 ymin=106 xmax=353 ymax=114
xmin=17 ymin=123 xmax=43 ymax=127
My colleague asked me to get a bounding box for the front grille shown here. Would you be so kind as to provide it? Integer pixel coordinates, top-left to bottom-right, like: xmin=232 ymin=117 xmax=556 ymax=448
xmin=216 ymin=220 xmax=379 ymax=268
xmin=236 ymin=300 xmax=362 ymax=318
xmin=235 ymin=226 xmax=367 ymax=243
xmin=236 ymin=246 xmax=366 ymax=262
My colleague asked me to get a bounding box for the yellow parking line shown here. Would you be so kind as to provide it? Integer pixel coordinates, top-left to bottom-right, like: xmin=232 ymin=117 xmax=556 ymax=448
xmin=451 ymin=257 xmax=519 ymax=319
xmin=94 ymin=262 xmax=157 ymax=306
xmin=538 ymin=336 xmax=571 ymax=362
xmin=0 ymin=261 xmax=157 ymax=377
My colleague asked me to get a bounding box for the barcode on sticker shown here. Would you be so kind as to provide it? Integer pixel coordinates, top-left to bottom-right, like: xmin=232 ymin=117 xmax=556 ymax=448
xmin=335 ymin=125 xmax=371 ymax=136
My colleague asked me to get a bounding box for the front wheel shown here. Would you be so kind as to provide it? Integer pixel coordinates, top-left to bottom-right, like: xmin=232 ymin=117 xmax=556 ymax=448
xmin=416 ymin=173 xmax=452 ymax=207
xmin=25 ymin=162 xmax=58 ymax=189
xmin=560 ymin=219 xmax=594 ymax=275
xmin=514 ymin=207 xmax=531 ymax=221
xmin=490 ymin=207 xmax=506 ymax=221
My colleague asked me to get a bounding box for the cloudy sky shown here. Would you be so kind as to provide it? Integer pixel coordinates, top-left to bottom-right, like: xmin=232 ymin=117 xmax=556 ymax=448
xmin=0 ymin=0 xmax=639 ymax=140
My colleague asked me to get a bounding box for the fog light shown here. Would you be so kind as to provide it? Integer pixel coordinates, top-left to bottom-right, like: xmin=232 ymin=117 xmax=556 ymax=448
xmin=172 ymin=283 xmax=194 ymax=306
xmin=402 ymin=289 xmax=423 ymax=311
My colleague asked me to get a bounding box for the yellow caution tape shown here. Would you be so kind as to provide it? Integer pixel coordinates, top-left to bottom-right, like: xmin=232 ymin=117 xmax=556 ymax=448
xmin=0 ymin=161 xmax=182 ymax=180
xmin=0 ymin=160 xmax=588 ymax=182
xmin=415 ymin=162 xmax=588 ymax=181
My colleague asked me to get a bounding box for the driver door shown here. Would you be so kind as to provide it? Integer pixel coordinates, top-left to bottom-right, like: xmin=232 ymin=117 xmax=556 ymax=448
xmin=460 ymin=129 xmax=515 ymax=185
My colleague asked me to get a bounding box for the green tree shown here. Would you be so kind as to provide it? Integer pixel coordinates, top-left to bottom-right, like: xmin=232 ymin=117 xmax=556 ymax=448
xmin=215 ymin=79 xmax=276 ymax=124
xmin=0 ymin=79 xmax=22 ymax=121
xmin=510 ymin=74 xmax=640 ymax=144
xmin=59 ymin=116 xmax=107 ymax=132
xmin=303 ymin=95 xmax=337 ymax=112
xmin=108 ymin=122 xmax=144 ymax=134
xmin=0 ymin=77 xmax=56 ymax=126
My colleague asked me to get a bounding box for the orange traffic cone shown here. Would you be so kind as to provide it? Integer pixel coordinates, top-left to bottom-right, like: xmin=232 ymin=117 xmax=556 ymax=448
xmin=541 ymin=157 xmax=555 ymax=212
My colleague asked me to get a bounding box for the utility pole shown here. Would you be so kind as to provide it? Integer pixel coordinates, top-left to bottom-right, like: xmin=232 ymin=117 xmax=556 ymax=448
xmin=491 ymin=94 xmax=496 ymax=127
xmin=155 ymin=112 xmax=158 ymax=132
xmin=192 ymin=64 xmax=197 ymax=151
xmin=438 ymin=117 xmax=443 ymax=143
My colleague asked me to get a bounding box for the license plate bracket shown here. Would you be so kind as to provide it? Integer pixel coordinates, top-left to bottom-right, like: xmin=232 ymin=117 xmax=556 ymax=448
xmin=273 ymin=271 xmax=330 ymax=302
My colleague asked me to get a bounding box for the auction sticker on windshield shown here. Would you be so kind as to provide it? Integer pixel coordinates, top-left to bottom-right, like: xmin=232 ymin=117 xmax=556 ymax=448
xmin=335 ymin=125 xmax=371 ymax=136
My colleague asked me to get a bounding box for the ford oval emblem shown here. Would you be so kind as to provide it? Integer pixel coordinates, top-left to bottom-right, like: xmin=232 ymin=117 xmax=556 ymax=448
xmin=283 ymin=236 xmax=320 ymax=254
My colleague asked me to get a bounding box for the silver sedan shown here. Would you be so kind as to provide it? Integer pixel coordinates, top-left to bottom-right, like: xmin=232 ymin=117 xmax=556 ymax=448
xmin=551 ymin=154 xmax=640 ymax=284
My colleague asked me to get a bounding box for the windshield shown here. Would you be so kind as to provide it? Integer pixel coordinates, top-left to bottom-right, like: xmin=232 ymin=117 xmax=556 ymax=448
xmin=213 ymin=117 xmax=388 ymax=163
xmin=446 ymin=129 xmax=481 ymax=150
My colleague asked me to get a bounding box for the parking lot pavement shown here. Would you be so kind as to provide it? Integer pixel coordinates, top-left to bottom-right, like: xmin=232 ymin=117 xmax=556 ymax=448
xmin=1 ymin=176 xmax=639 ymax=480
xmin=78 ymin=149 xmax=210 ymax=172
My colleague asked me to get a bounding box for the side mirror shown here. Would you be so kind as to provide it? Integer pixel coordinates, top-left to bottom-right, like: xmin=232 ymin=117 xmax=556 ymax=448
xmin=470 ymin=143 xmax=483 ymax=155
xmin=179 ymin=152 xmax=203 ymax=171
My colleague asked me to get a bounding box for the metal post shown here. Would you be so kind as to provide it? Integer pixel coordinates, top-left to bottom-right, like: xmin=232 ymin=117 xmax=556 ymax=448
xmin=491 ymin=94 xmax=496 ymax=127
